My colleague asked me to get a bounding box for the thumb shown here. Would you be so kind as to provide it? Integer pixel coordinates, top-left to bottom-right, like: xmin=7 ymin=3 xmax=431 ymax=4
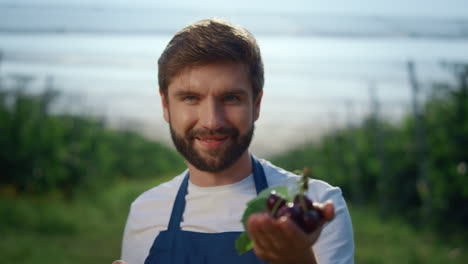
xmin=322 ymin=200 xmax=335 ymax=221
xmin=313 ymin=200 xmax=335 ymax=222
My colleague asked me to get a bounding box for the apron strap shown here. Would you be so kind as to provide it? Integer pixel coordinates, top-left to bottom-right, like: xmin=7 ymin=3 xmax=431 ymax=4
xmin=167 ymin=154 xmax=268 ymax=232
xmin=251 ymin=155 xmax=268 ymax=195
xmin=167 ymin=172 xmax=190 ymax=232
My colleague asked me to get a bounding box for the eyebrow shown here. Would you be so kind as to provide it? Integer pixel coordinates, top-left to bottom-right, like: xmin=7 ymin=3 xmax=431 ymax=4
xmin=222 ymin=89 xmax=249 ymax=96
xmin=172 ymin=90 xmax=200 ymax=97
xmin=172 ymin=88 xmax=249 ymax=97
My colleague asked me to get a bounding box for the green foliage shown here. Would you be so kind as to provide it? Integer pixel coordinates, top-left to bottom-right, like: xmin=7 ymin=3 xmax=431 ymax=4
xmin=350 ymin=205 xmax=467 ymax=264
xmin=272 ymin=64 xmax=468 ymax=232
xmin=235 ymin=229 xmax=254 ymax=255
xmin=0 ymin=176 xmax=172 ymax=264
xmin=0 ymin=82 xmax=184 ymax=198
xmin=2 ymin=180 xmax=466 ymax=264
xmin=423 ymin=75 xmax=468 ymax=230
xmin=236 ymin=186 xmax=292 ymax=254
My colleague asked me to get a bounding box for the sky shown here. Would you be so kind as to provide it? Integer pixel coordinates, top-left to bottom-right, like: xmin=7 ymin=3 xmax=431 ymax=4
xmin=1 ymin=0 xmax=468 ymax=156
xmin=2 ymin=0 xmax=468 ymax=17
xmin=2 ymin=0 xmax=468 ymax=35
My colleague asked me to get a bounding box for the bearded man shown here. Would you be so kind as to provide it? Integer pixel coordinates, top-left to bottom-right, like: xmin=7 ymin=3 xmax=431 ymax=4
xmin=114 ymin=18 xmax=354 ymax=264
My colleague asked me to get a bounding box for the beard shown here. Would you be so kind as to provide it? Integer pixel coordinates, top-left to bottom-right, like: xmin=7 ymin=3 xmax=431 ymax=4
xmin=170 ymin=122 xmax=255 ymax=172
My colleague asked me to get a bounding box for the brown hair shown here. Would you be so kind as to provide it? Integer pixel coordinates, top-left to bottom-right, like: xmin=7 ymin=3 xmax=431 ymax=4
xmin=158 ymin=18 xmax=264 ymax=100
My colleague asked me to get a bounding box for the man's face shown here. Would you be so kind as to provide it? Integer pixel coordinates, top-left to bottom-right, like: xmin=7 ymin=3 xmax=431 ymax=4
xmin=161 ymin=62 xmax=262 ymax=172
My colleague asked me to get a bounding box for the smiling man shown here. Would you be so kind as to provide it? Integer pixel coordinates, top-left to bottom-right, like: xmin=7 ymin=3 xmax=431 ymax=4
xmin=166 ymin=61 xmax=259 ymax=185
xmin=116 ymin=18 xmax=354 ymax=264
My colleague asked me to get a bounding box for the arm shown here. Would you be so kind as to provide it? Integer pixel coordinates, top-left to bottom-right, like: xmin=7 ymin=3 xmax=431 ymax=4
xmin=311 ymin=187 xmax=354 ymax=264
xmin=248 ymin=182 xmax=355 ymax=264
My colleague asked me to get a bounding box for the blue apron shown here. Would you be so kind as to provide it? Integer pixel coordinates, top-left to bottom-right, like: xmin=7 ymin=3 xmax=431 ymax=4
xmin=144 ymin=156 xmax=268 ymax=264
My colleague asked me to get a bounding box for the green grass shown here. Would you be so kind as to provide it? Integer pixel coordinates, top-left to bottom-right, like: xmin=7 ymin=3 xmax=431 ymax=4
xmin=0 ymin=175 xmax=173 ymax=264
xmin=350 ymin=205 xmax=467 ymax=263
xmin=1 ymin=178 xmax=466 ymax=264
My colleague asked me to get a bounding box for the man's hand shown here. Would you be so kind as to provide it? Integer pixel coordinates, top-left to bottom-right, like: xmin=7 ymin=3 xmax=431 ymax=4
xmin=112 ymin=260 xmax=127 ymax=264
xmin=247 ymin=200 xmax=335 ymax=264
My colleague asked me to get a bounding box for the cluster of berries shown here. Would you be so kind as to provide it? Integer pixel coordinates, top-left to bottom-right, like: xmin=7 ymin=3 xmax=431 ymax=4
xmin=266 ymin=192 xmax=323 ymax=233
xmin=266 ymin=166 xmax=325 ymax=235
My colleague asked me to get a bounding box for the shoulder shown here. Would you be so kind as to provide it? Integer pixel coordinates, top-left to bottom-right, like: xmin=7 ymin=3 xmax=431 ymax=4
xmin=258 ymin=159 xmax=354 ymax=262
xmin=121 ymin=172 xmax=187 ymax=264
xmin=258 ymin=158 xmax=299 ymax=188
xmin=130 ymin=171 xmax=186 ymax=210
xmin=126 ymin=171 xmax=187 ymax=229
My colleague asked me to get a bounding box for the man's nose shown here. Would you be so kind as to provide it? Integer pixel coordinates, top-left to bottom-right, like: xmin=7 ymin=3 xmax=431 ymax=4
xmin=200 ymin=99 xmax=225 ymax=130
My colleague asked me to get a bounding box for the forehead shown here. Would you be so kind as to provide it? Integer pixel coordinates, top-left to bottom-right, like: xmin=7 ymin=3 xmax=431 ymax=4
xmin=167 ymin=62 xmax=252 ymax=95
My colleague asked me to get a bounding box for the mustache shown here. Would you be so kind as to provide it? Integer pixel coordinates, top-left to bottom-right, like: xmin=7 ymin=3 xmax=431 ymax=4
xmin=187 ymin=127 xmax=239 ymax=139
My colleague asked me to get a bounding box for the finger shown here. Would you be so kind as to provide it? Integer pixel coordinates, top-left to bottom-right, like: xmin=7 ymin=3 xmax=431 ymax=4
xmin=251 ymin=231 xmax=277 ymax=263
xmin=322 ymin=200 xmax=335 ymax=221
xmin=248 ymin=215 xmax=274 ymax=262
xmin=256 ymin=214 xmax=285 ymax=250
xmin=247 ymin=212 xmax=270 ymax=234
xmin=247 ymin=213 xmax=273 ymax=250
xmin=112 ymin=261 xmax=128 ymax=264
xmin=276 ymin=216 xmax=311 ymax=246
xmin=313 ymin=200 xmax=335 ymax=222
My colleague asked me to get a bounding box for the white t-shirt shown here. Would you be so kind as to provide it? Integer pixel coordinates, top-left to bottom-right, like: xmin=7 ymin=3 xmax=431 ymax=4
xmin=121 ymin=158 xmax=354 ymax=264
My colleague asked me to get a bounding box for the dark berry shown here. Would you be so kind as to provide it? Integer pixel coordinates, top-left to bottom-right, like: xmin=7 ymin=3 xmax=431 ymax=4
xmin=276 ymin=203 xmax=304 ymax=226
xmin=293 ymin=194 xmax=314 ymax=212
xmin=266 ymin=191 xmax=287 ymax=216
xmin=302 ymin=209 xmax=322 ymax=233
xmin=291 ymin=194 xmax=324 ymax=233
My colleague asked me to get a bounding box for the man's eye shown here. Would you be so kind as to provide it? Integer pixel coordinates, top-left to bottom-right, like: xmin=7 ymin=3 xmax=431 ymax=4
xmin=183 ymin=96 xmax=198 ymax=102
xmin=224 ymin=95 xmax=240 ymax=102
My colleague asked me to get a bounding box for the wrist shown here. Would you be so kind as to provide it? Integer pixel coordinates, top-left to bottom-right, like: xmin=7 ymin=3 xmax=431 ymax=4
xmin=297 ymin=248 xmax=317 ymax=264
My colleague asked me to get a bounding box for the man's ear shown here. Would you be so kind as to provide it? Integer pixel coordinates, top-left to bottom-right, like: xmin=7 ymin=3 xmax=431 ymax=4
xmin=159 ymin=89 xmax=170 ymax=123
xmin=254 ymin=90 xmax=263 ymax=121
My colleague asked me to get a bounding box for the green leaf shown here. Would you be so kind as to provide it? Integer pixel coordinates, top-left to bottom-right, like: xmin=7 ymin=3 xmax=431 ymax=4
xmin=257 ymin=185 xmax=290 ymax=200
xmin=241 ymin=186 xmax=292 ymax=230
xmin=235 ymin=231 xmax=254 ymax=255
xmin=293 ymin=169 xmax=303 ymax=175
xmin=236 ymin=186 xmax=295 ymax=255
xmin=242 ymin=197 xmax=268 ymax=230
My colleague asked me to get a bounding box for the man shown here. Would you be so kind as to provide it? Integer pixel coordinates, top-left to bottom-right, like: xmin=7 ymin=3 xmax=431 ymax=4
xmin=114 ymin=18 xmax=354 ymax=264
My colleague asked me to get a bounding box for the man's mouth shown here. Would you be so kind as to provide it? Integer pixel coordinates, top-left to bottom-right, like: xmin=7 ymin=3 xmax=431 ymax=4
xmin=195 ymin=136 xmax=229 ymax=149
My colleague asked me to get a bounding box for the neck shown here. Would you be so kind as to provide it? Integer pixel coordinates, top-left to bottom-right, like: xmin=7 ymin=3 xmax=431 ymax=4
xmin=187 ymin=151 xmax=252 ymax=187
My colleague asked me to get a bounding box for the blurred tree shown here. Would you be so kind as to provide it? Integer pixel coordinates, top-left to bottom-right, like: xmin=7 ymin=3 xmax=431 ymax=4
xmin=0 ymin=75 xmax=184 ymax=199
xmin=272 ymin=64 xmax=468 ymax=231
